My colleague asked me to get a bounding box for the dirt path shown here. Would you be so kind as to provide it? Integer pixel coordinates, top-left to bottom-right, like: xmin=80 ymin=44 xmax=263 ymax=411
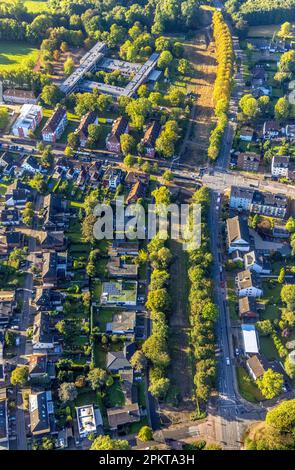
xmin=181 ymin=32 xmax=217 ymax=165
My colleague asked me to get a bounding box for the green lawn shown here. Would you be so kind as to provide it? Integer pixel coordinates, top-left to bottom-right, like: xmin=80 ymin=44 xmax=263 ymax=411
xmin=261 ymin=280 xmax=282 ymax=320
xmin=59 ymin=121 xmax=79 ymax=144
xmin=259 ymin=335 xmax=280 ymax=361
xmin=236 ymin=367 xmax=264 ymax=403
xmin=226 ymin=279 xmax=239 ymax=321
xmin=136 ymin=380 xmax=146 ymax=408
xmin=92 ymin=280 xmax=102 ymax=302
xmin=93 ymin=342 xmax=106 ymax=368
xmin=75 ymin=388 xmax=103 ymax=408
xmin=106 ymin=379 xmax=125 ymax=407
xmin=24 ymin=1 xmax=49 ymax=13
xmin=0 ymin=41 xmax=39 ymax=71
xmin=94 ymin=307 xmax=114 ymax=331
xmin=127 ymin=417 xmax=148 ymax=435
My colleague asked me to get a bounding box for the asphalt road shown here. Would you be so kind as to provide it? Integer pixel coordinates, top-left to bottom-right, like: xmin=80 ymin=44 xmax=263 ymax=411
xmin=209 ymin=190 xmax=243 ymax=449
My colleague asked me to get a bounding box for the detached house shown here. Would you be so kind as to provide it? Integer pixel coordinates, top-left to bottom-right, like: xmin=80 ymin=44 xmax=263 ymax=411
xmin=106 ymin=342 xmax=135 ymax=373
xmin=107 ymin=168 xmax=123 ymax=190
xmin=107 ymin=257 xmax=138 ymax=278
xmin=239 ymin=296 xmax=258 ymax=321
xmin=28 ymin=354 xmax=55 ymax=379
xmin=236 ymin=270 xmax=263 ymax=298
xmin=76 ymin=405 xmax=103 ymax=439
xmin=75 ymin=111 xmax=97 ymax=147
xmin=106 ymin=351 xmax=132 ymax=374
xmin=106 ymin=116 xmax=128 ymax=153
xmin=0 ymin=152 xmax=17 ymax=177
xmin=109 ymin=240 xmax=139 ymax=256
xmin=141 ymin=121 xmax=161 ymax=157
xmin=107 ymin=404 xmax=140 ymax=431
xmin=244 ymin=251 xmax=271 ymax=274
xmin=271 ymin=156 xmax=290 ymax=178
xmin=246 ymin=354 xmax=268 ymax=381
xmin=226 ymin=216 xmax=250 ymax=254
xmin=263 ymin=121 xmax=280 ymax=139
xmin=42 ymin=106 xmax=67 ymax=143
xmin=251 ymin=66 xmax=267 ymax=86
xmin=106 ymin=311 xmax=136 ymax=335
xmin=29 ymin=391 xmax=54 ymax=437
xmin=125 ymin=171 xmax=149 ymax=188
xmin=239 ymin=127 xmax=253 ymax=142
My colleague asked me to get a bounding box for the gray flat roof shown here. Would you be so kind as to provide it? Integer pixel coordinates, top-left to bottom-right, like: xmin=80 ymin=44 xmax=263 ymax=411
xmin=81 ymin=53 xmax=159 ymax=98
xmin=60 ymin=42 xmax=106 ymax=94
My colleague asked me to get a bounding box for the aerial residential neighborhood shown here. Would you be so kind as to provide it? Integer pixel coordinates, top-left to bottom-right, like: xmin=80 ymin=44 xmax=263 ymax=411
xmin=0 ymin=0 xmax=295 ymax=458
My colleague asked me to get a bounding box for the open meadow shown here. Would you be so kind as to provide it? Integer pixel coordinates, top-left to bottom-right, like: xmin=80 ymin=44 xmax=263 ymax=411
xmin=0 ymin=41 xmax=39 ymax=71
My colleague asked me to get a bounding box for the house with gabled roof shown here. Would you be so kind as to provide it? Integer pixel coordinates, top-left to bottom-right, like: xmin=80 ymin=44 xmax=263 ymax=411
xmin=5 ymin=188 xmax=32 ymax=208
xmin=34 ymin=288 xmax=64 ymax=312
xmin=32 ymin=312 xmax=60 ymax=352
xmin=246 ymin=354 xmax=268 ymax=381
xmin=106 ymin=116 xmax=128 ymax=153
xmin=263 ymin=120 xmax=280 ymax=139
xmin=42 ymin=106 xmax=67 ymax=143
xmin=239 ymin=296 xmax=258 ymax=321
xmin=244 ymin=251 xmax=271 ymax=274
xmin=226 ymin=216 xmax=250 ymax=254
xmin=236 ymin=270 xmax=263 ymax=298
xmin=43 ymin=194 xmax=69 ymax=231
xmin=107 ymin=403 xmax=140 ymax=431
xmin=40 ymin=231 xmax=66 ymax=251
xmin=75 ymin=111 xmax=98 ymax=147
xmin=126 ymin=180 xmax=147 ymax=205
xmin=0 ymin=209 xmax=20 ymax=226
xmin=42 ymin=252 xmax=67 ymax=286
xmin=29 ymin=391 xmax=54 ymax=436
xmin=141 ymin=120 xmax=161 ymax=157
xmin=106 ymin=311 xmax=136 ymax=335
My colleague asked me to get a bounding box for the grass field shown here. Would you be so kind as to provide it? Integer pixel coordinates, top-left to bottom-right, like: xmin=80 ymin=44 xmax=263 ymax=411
xmin=24 ymin=1 xmax=49 ymax=13
xmin=259 ymin=335 xmax=280 ymax=361
xmin=236 ymin=367 xmax=264 ymax=403
xmin=261 ymin=280 xmax=282 ymax=320
xmin=0 ymin=42 xmax=39 ymax=71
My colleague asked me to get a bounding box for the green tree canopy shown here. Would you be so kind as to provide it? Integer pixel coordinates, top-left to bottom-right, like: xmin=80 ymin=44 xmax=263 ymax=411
xmin=256 ymin=369 xmax=283 ymax=399
xmin=90 ymin=435 xmax=130 ymax=450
